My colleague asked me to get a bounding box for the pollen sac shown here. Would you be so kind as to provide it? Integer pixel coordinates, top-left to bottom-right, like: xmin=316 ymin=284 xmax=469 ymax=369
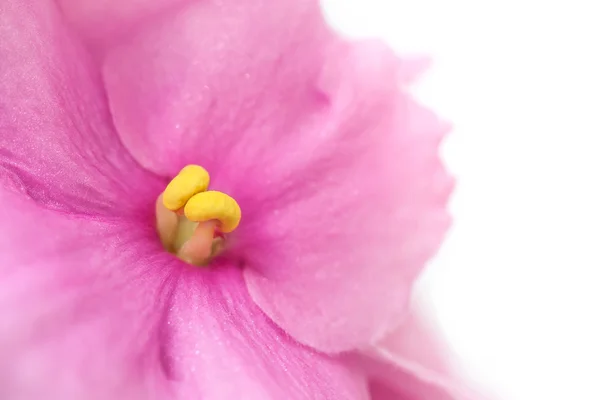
xmin=162 ymin=165 xmax=210 ymax=211
xmin=184 ymin=191 xmax=242 ymax=233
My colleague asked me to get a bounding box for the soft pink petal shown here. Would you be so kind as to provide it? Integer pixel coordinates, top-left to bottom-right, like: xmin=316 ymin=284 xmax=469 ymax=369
xmin=56 ymin=0 xmax=187 ymax=51
xmin=163 ymin=263 xmax=369 ymax=399
xmin=0 ymin=189 xmax=175 ymax=399
xmin=0 ymin=0 xmax=162 ymax=217
xmin=242 ymin=89 xmax=452 ymax=352
xmin=397 ymin=56 xmax=433 ymax=83
xmin=101 ymin=0 xmax=452 ymax=352
xmin=101 ymin=0 xmax=335 ymax=177
xmin=357 ymin=309 xmax=489 ymax=400
xmin=0 ymin=187 xmax=368 ymax=399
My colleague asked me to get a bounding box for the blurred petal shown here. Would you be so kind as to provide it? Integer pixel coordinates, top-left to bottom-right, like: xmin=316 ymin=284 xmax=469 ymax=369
xmin=358 ymin=309 xmax=487 ymax=400
xmin=101 ymin=0 xmax=452 ymax=352
xmin=56 ymin=0 xmax=188 ymax=51
xmin=0 ymin=0 xmax=162 ymax=217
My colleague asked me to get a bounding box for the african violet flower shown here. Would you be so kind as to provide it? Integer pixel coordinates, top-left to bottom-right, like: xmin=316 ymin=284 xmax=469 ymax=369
xmin=0 ymin=0 xmax=474 ymax=399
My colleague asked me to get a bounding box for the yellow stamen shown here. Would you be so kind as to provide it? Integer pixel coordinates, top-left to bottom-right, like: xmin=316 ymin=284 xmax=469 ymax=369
xmin=184 ymin=191 xmax=242 ymax=233
xmin=162 ymin=165 xmax=210 ymax=211
xmin=156 ymin=165 xmax=241 ymax=266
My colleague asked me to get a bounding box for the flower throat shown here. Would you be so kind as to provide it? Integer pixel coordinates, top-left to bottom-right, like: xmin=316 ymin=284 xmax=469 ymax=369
xmin=155 ymin=165 xmax=241 ymax=266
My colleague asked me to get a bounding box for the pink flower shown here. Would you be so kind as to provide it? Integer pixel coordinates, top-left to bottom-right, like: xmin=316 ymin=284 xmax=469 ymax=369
xmin=0 ymin=0 xmax=473 ymax=399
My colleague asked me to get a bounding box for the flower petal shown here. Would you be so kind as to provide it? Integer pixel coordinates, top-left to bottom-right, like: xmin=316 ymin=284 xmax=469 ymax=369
xmin=56 ymin=0 xmax=187 ymax=51
xmin=0 ymin=189 xmax=176 ymax=399
xmin=0 ymin=187 xmax=368 ymax=399
xmin=241 ymin=57 xmax=452 ymax=351
xmin=101 ymin=0 xmax=336 ymax=177
xmin=357 ymin=309 xmax=488 ymax=400
xmin=100 ymin=0 xmax=451 ymax=351
xmin=0 ymin=0 xmax=162 ymax=217
xmin=163 ymin=263 xmax=370 ymax=399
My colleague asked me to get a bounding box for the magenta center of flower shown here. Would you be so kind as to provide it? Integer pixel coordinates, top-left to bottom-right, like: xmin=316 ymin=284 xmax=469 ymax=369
xmin=155 ymin=165 xmax=241 ymax=266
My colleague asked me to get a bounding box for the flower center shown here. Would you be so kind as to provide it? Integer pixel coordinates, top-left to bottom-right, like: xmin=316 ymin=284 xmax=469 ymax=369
xmin=155 ymin=165 xmax=241 ymax=266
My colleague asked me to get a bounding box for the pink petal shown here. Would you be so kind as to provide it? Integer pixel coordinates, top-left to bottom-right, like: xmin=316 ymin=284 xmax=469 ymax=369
xmin=242 ymin=91 xmax=452 ymax=352
xmin=164 ymin=263 xmax=370 ymax=399
xmin=357 ymin=309 xmax=489 ymax=400
xmin=101 ymin=0 xmax=452 ymax=352
xmin=0 ymin=0 xmax=162 ymax=217
xmin=56 ymin=0 xmax=187 ymax=51
xmin=397 ymin=56 xmax=432 ymax=83
xmin=0 ymin=189 xmax=175 ymax=399
xmin=101 ymin=0 xmax=337 ymax=177
xmin=0 ymin=187 xmax=369 ymax=399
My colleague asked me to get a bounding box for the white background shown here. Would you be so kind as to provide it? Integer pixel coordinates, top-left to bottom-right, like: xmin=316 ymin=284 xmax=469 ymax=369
xmin=323 ymin=1 xmax=600 ymax=399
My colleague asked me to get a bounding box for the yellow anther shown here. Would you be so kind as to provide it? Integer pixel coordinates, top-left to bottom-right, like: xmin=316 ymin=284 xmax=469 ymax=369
xmin=184 ymin=191 xmax=242 ymax=233
xmin=162 ymin=165 xmax=210 ymax=211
